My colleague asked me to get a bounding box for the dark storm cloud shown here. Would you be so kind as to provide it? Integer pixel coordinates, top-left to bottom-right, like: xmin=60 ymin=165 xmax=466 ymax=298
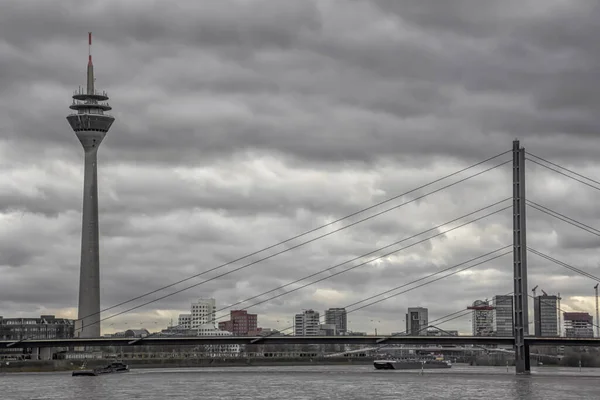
xmin=1 ymin=0 xmax=599 ymax=334
xmin=0 ymin=0 xmax=598 ymax=166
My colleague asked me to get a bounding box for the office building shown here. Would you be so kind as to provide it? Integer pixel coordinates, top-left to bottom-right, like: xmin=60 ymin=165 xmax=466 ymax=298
xmin=218 ymin=310 xmax=258 ymax=336
xmin=533 ymin=295 xmax=558 ymax=337
xmin=0 ymin=315 xmax=75 ymax=341
xmin=564 ymin=312 xmax=594 ymax=338
xmin=406 ymin=307 xmax=428 ymax=336
xmin=66 ymin=33 xmax=115 ymax=338
xmin=294 ymin=309 xmax=320 ymax=336
xmin=469 ymin=300 xmax=494 ymax=336
xmin=493 ymin=295 xmax=513 ymax=336
xmin=325 ymin=308 xmax=347 ymax=335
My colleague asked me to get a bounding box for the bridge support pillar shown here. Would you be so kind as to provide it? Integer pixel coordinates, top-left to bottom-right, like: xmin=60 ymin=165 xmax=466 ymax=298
xmin=512 ymin=140 xmax=530 ymax=374
xmin=39 ymin=347 xmax=53 ymax=360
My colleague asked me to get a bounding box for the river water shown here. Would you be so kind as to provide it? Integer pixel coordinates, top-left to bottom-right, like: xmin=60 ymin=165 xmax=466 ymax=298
xmin=2 ymin=365 xmax=600 ymax=399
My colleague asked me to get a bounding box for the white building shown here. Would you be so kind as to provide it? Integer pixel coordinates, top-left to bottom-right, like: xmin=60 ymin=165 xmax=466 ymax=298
xmin=178 ymin=298 xmax=239 ymax=355
xmin=191 ymin=298 xmax=216 ymax=330
xmin=178 ymin=314 xmax=191 ymax=329
xmin=294 ymin=309 xmax=320 ymax=336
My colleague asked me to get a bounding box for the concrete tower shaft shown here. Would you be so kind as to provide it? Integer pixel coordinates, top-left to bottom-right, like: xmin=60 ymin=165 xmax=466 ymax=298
xmin=66 ymin=32 xmax=114 ymax=338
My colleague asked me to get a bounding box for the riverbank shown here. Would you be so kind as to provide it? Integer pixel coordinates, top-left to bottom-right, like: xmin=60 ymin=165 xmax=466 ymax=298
xmin=0 ymin=357 xmax=375 ymax=373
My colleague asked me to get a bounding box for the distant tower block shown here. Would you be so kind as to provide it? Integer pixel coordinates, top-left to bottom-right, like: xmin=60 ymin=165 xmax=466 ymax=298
xmin=66 ymin=32 xmax=115 ymax=338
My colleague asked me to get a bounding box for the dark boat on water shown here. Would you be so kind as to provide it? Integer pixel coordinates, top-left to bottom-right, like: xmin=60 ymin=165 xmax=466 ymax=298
xmin=72 ymin=361 xmax=130 ymax=376
xmin=374 ymin=358 xmax=451 ymax=370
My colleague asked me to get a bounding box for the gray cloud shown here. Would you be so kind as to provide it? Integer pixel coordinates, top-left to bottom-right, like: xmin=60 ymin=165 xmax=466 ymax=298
xmin=0 ymin=0 xmax=599 ymax=335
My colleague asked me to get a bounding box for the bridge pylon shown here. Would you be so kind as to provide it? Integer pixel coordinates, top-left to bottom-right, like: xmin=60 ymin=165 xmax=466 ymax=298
xmin=512 ymin=139 xmax=530 ymax=374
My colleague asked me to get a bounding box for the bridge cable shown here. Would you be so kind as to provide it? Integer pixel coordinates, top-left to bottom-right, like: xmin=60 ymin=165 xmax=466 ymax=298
xmin=256 ymin=247 xmax=512 ymax=339
xmin=418 ymin=302 xmax=504 ymax=335
xmin=122 ymin=203 xmax=511 ymax=339
xmin=525 ymin=157 xmax=600 ymax=192
xmin=75 ymin=158 xmax=511 ymax=333
xmin=528 ymin=248 xmax=600 ymax=285
xmin=526 ymin=152 xmax=600 ymax=188
xmin=346 ymin=252 xmax=511 ymax=318
xmin=88 ymin=151 xmax=511 ymax=317
xmin=526 ymin=201 xmax=600 ymax=237
xmin=209 ymin=240 xmax=510 ymax=332
xmin=527 ymin=249 xmax=600 ymax=333
xmin=359 ymin=291 xmax=511 ymax=355
xmin=408 ymin=292 xmax=513 ymax=336
xmin=334 ymin=297 xmax=513 ymax=356
xmin=206 ymin=201 xmax=512 ymax=323
xmin=527 ymin=293 xmax=600 ymax=332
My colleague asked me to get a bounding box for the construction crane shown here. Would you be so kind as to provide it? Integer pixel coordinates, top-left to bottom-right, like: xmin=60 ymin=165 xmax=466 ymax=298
xmin=532 ymin=285 xmax=538 ymax=298
xmin=595 ymin=284 xmax=599 ymax=338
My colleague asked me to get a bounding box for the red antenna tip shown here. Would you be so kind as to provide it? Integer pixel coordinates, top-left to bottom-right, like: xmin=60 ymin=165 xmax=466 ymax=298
xmin=88 ymin=32 xmax=93 ymax=65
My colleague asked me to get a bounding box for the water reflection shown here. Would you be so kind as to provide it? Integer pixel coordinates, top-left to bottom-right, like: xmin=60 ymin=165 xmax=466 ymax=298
xmin=514 ymin=376 xmax=533 ymax=399
xmin=3 ymin=365 xmax=600 ymax=400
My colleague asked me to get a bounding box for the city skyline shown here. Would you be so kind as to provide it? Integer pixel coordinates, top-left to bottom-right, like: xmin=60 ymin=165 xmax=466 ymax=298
xmin=1 ymin=1 xmax=600 ymax=337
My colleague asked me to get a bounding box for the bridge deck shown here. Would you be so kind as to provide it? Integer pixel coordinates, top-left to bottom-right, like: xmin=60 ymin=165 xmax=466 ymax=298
xmin=1 ymin=335 xmax=599 ymax=348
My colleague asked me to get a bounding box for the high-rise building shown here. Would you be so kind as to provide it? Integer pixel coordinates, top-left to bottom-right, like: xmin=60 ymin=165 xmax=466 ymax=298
xmin=469 ymin=300 xmax=494 ymax=336
xmin=325 ymin=308 xmax=347 ymax=335
xmin=406 ymin=307 xmax=428 ymax=336
xmin=190 ymin=298 xmax=217 ymax=332
xmin=218 ymin=310 xmax=258 ymax=336
xmin=533 ymin=295 xmax=558 ymax=337
xmin=294 ymin=309 xmax=320 ymax=336
xmin=493 ymin=295 xmax=513 ymax=336
xmin=564 ymin=312 xmax=594 ymax=338
xmin=67 ymin=33 xmax=115 ymax=338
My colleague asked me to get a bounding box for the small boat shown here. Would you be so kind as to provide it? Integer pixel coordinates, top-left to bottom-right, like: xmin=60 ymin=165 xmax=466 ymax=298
xmin=374 ymin=358 xmax=451 ymax=370
xmin=72 ymin=361 xmax=130 ymax=376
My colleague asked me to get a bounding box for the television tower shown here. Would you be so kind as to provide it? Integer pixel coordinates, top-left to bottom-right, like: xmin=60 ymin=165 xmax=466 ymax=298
xmin=66 ymin=33 xmax=115 ymax=338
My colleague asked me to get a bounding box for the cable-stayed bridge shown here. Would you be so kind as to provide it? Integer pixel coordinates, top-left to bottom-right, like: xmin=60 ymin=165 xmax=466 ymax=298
xmin=4 ymin=140 xmax=600 ymax=375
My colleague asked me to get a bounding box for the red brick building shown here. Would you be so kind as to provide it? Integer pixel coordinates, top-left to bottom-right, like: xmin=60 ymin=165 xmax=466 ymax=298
xmin=218 ymin=310 xmax=258 ymax=336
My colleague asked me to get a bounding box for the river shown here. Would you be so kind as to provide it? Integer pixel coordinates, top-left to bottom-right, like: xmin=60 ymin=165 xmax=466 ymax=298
xmin=2 ymin=365 xmax=600 ymax=399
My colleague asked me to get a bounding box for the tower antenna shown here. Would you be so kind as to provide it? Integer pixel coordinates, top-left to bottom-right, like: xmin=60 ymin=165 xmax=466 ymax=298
xmin=87 ymin=32 xmax=94 ymax=95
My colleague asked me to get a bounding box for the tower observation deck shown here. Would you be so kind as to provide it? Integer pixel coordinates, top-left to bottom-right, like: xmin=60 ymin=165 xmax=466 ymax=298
xmin=66 ymin=33 xmax=115 ymax=338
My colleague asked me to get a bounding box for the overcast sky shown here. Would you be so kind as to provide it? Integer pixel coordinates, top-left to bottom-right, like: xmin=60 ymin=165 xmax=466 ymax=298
xmin=1 ymin=0 xmax=599 ymax=336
